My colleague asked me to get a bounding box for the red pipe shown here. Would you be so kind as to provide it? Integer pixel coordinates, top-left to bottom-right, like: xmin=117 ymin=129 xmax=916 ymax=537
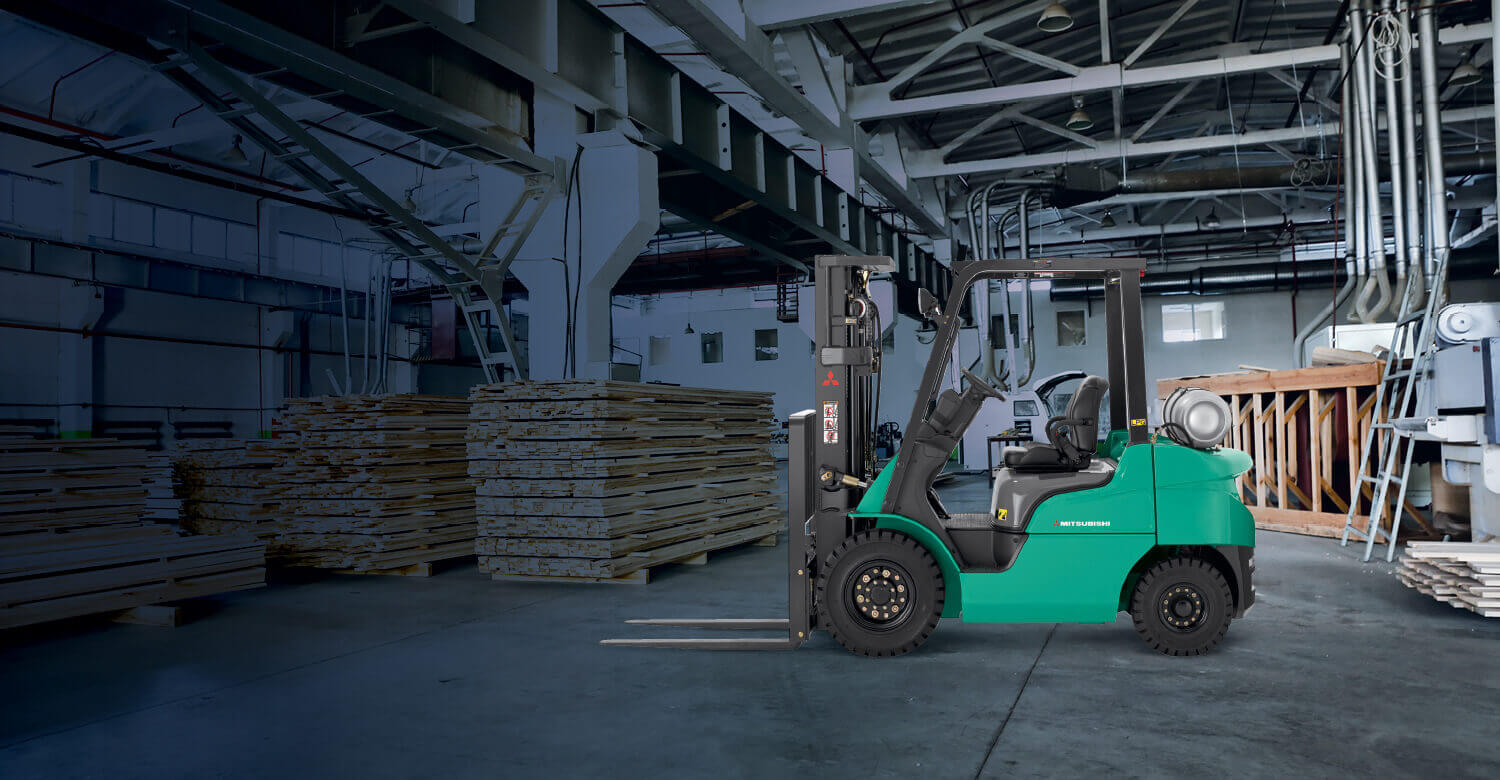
xmin=48 ymin=51 xmax=113 ymax=120
xmin=0 ymin=104 xmax=305 ymax=193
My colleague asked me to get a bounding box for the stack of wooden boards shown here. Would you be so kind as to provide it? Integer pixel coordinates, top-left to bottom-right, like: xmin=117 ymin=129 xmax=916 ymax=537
xmin=270 ymin=395 xmax=475 ymax=574
xmin=175 ymin=440 xmax=289 ymax=540
xmin=0 ymin=438 xmax=265 ymax=630
xmin=1398 ymin=542 xmax=1500 ymax=617
xmin=468 ymin=381 xmax=779 ymax=583
xmin=169 ymin=396 xmax=475 ymax=575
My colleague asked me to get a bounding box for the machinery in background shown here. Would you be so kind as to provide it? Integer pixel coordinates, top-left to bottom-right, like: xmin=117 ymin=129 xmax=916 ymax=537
xmin=1410 ymin=303 xmax=1500 ymax=541
xmin=874 ymin=422 xmax=902 ymax=461
xmin=606 ymin=256 xmax=1256 ymax=657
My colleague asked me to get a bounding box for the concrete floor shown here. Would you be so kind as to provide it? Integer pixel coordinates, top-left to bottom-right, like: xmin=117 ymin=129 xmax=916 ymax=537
xmin=5 ymin=473 xmax=1500 ymax=779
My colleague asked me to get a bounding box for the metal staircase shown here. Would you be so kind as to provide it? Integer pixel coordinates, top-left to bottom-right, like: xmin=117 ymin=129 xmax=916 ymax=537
xmin=1340 ymin=249 xmax=1450 ymax=561
xmin=156 ymin=43 xmax=560 ymax=383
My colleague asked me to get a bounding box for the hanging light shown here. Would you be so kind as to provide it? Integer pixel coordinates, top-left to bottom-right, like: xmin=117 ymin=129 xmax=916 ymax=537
xmin=1065 ymin=95 xmax=1093 ymax=132
xmin=1037 ymin=2 xmax=1073 ymax=33
xmin=1100 ymin=210 xmax=1116 ymax=228
xmin=1449 ymin=61 xmax=1484 ymax=89
xmin=403 ymin=187 xmax=418 ymax=212
xmin=1203 ymin=209 xmax=1221 ymax=229
xmin=685 ymin=322 xmax=695 ymax=334
xmin=223 ymin=134 xmax=248 ymax=165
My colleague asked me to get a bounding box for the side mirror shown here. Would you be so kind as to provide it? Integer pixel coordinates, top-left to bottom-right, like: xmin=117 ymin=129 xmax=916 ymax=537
xmin=918 ymin=288 xmax=942 ymax=321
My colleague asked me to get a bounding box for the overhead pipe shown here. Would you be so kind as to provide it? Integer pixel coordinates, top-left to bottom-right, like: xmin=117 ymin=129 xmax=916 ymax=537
xmin=1350 ymin=1 xmax=1389 ymax=323
xmin=1417 ymin=2 xmax=1452 ymax=280
xmin=1050 ymin=247 xmax=1495 ymax=300
xmin=1380 ymin=0 xmax=1407 ymax=317
xmin=1294 ymin=38 xmax=1361 ymax=366
xmin=1015 ymin=189 xmax=1036 ymax=388
xmin=1342 ymin=37 xmax=1370 ymax=322
xmin=1399 ymin=4 xmax=1427 ymax=310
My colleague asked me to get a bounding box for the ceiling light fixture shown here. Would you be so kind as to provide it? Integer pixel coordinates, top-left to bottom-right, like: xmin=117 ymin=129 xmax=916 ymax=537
xmin=685 ymin=322 xmax=695 ymax=334
xmin=1037 ymin=2 xmax=1073 ymax=33
xmin=1065 ymin=95 xmax=1093 ymax=132
xmin=224 ymin=134 xmax=248 ymax=165
xmin=1203 ymin=209 xmax=1221 ymax=229
xmin=1100 ymin=211 xmax=1116 ymax=228
xmin=1450 ymin=61 xmax=1484 ymax=89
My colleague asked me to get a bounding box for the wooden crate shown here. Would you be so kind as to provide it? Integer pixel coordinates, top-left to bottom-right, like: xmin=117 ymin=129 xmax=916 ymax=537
xmin=468 ymin=380 xmax=780 ymax=583
xmin=0 ymin=438 xmax=266 ymax=630
xmin=1158 ymin=363 xmax=1428 ymax=538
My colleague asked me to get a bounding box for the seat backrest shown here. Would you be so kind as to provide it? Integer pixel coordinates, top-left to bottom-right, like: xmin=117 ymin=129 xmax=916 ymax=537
xmin=1062 ymin=375 xmax=1109 ymax=451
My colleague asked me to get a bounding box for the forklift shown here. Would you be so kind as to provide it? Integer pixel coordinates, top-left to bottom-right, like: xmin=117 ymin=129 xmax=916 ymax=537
xmin=605 ymin=255 xmax=1255 ymax=656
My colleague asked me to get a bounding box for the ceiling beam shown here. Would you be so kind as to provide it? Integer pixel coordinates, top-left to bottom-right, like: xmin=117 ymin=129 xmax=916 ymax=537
xmin=636 ymin=0 xmax=947 ymax=236
xmin=745 ymin=0 xmax=942 ymax=29
xmin=849 ymin=21 xmax=1494 ymax=122
xmin=909 ymin=105 xmax=1493 ymax=178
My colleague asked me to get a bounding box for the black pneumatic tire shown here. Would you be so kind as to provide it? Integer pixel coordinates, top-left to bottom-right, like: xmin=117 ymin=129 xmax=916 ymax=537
xmin=816 ymin=530 xmax=944 ymax=657
xmin=1129 ymin=556 xmax=1234 ymax=656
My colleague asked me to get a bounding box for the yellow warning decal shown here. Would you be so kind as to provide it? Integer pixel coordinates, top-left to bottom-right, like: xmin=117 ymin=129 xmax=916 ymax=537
xmin=997 ymin=508 xmax=1008 ymax=523
xmin=1130 ymin=418 xmax=1147 ymax=426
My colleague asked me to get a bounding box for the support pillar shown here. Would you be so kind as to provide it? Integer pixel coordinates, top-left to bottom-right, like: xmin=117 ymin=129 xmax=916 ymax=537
xmin=573 ymin=131 xmax=658 ymax=379
xmin=56 ymin=283 xmax=103 ymax=438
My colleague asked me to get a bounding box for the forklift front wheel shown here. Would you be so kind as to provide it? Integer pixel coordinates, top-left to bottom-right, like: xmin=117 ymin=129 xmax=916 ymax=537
xmin=817 ymin=530 xmax=945 ymax=657
xmin=1128 ymin=556 xmax=1234 ymax=656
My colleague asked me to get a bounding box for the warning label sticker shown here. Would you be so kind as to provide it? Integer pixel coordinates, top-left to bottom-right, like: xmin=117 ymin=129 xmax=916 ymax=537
xmin=822 ymin=401 xmax=839 ymax=444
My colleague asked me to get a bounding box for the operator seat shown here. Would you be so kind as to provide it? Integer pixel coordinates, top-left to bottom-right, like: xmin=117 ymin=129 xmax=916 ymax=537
xmin=1003 ymin=375 xmax=1109 ymax=473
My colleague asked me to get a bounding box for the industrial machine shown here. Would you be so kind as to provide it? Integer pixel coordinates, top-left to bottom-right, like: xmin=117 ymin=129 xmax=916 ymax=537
xmin=605 ymin=256 xmax=1255 ymax=656
xmin=1409 ymin=302 xmax=1500 ymax=541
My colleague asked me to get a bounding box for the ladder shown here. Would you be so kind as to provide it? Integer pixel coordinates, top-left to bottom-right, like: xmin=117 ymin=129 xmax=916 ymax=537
xmin=155 ymin=43 xmax=559 ymax=384
xmin=775 ymin=268 xmax=800 ymax=323
xmin=1340 ymin=249 xmax=1450 ymax=561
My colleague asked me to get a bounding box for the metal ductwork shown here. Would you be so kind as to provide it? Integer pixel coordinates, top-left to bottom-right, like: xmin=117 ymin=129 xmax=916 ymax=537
xmin=1048 ymin=247 xmax=1496 ymax=300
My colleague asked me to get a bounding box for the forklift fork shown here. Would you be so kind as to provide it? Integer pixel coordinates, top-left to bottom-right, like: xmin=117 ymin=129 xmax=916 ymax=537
xmin=600 ymin=412 xmax=818 ymax=650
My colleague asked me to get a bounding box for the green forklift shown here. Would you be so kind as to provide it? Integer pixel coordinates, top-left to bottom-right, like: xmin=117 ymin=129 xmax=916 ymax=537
xmin=605 ymin=255 xmax=1254 ymax=656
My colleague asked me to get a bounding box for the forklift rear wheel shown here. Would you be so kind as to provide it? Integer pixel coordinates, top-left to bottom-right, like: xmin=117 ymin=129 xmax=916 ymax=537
xmin=817 ymin=530 xmax=944 ymax=657
xmin=1129 ymin=556 xmax=1233 ymax=656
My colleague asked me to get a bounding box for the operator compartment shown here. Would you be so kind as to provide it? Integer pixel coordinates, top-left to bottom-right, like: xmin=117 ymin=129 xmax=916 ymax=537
xmin=939 ymin=375 xmax=1117 ymax=571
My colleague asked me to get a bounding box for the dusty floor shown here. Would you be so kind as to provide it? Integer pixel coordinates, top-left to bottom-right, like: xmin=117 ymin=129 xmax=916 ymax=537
xmin=4 ymin=473 xmax=1500 ymax=778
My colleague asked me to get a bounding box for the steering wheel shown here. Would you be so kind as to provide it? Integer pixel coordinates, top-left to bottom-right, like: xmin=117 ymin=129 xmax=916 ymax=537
xmin=961 ymin=368 xmax=1006 ymax=401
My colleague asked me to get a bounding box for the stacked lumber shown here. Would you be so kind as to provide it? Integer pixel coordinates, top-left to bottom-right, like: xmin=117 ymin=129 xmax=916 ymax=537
xmin=468 ymin=381 xmax=780 ymax=583
xmin=1157 ymin=363 xmax=1437 ymax=540
xmin=1398 ymin=542 xmax=1500 ymax=617
xmin=270 ymin=395 xmax=474 ymax=574
xmin=174 ymin=440 xmax=290 ymax=540
xmin=0 ymin=438 xmax=265 ymax=630
xmin=143 ymin=453 xmax=182 ymax=521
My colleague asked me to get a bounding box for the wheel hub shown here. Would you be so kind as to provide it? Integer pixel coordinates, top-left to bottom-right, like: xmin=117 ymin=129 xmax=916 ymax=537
xmin=1159 ymin=584 xmax=1206 ymax=632
xmin=850 ymin=563 xmax=910 ymax=626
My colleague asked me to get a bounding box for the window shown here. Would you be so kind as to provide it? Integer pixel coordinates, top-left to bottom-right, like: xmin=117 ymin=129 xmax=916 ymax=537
xmin=754 ymin=329 xmax=778 ymax=361
xmin=700 ymin=332 xmax=723 ymax=363
xmin=1161 ymin=301 xmax=1226 ymax=343
xmin=649 ymin=336 xmax=671 ymax=366
xmin=1013 ymin=400 xmax=1040 ymax=417
xmin=1056 ymin=311 xmax=1086 ymax=347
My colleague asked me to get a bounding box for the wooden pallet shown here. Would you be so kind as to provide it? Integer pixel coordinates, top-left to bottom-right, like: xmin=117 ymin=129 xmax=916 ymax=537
xmin=1157 ymin=363 xmax=1434 ymax=539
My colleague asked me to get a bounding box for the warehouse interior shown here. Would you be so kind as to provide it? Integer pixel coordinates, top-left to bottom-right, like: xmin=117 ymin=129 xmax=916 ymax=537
xmin=4 ymin=0 xmax=1500 ymax=776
